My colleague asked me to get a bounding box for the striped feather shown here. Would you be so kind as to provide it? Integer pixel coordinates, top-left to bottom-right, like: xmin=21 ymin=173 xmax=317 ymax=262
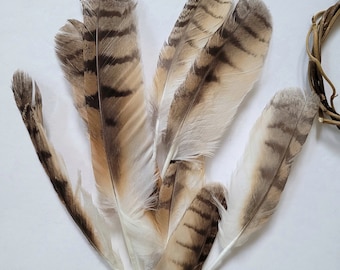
xmin=55 ymin=19 xmax=86 ymax=121
xmin=81 ymin=0 xmax=115 ymax=205
xmin=155 ymin=183 xmax=227 ymax=270
xmin=158 ymin=0 xmax=272 ymax=176
xmin=152 ymin=0 xmax=233 ymax=162
xmin=150 ymin=0 xmax=232 ymax=130
xmin=205 ymin=89 xmax=319 ymax=270
xmin=11 ymin=71 xmax=123 ymax=268
xmin=87 ymin=0 xmax=160 ymax=268
xmin=156 ymin=160 xmax=205 ymax=239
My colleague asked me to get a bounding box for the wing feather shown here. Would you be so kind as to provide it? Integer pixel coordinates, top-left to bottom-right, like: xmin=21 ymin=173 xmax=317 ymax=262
xmin=205 ymin=89 xmax=319 ymax=270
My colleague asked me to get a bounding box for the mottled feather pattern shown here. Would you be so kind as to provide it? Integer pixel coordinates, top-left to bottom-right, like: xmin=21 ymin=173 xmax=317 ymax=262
xmin=11 ymin=0 xmax=319 ymax=269
xmin=204 ymin=89 xmax=319 ymax=270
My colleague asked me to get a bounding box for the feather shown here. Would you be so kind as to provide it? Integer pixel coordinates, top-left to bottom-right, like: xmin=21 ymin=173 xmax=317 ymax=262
xmin=55 ymin=19 xmax=86 ymax=122
xmin=154 ymin=0 xmax=272 ymax=248
xmin=150 ymin=0 xmax=233 ymax=130
xmin=81 ymin=0 xmax=115 ymax=207
xmin=83 ymin=0 xmax=160 ymax=268
xmin=205 ymin=88 xmax=319 ymax=270
xmin=11 ymin=71 xmax=123 ymax=268
xmin=157 ymin=0 xmax=273 ymax=177
xmin=155 ymin=183 xmax=227 ymax=270
xmin=153 ymin=0 xmax=234 ymax=241
xmin=156 ymin=160 xmax=205 ymax=239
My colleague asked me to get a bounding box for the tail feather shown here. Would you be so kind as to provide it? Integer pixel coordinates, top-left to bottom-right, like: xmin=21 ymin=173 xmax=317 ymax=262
xmin=92 ymin=0 xmax=159 ymax=268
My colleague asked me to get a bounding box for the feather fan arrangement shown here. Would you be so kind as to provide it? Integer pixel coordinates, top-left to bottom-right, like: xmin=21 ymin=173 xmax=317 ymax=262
xmin=11 ymin=0 xmax=319 ymax=269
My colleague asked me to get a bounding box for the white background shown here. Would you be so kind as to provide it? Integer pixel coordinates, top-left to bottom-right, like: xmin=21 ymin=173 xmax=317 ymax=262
xmin=1 ymin=0 xmax=340 ymax=269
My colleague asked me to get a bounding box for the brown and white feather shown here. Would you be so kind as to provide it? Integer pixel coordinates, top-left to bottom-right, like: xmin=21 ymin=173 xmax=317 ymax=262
xmin=205 ymin=89 xmax=319 ymax=270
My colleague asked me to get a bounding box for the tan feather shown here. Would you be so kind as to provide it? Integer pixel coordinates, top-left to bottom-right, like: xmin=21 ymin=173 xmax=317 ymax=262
xmin=85 ymin=1 xmax=160 ymax=268
xmin=155 ymin=183 xmax=227 ymax=270
xmin=158 ymin=0 xmax=273 ymax=177
xmin=11 ymin=71 xmax=110 ymax=262
xmin=150 ymin=0 xmax=233 ymax=129
xmin=153 ymin=0 xmax=235 ymax=243
xmin=156 ymin=160 xmax=205 ymax=239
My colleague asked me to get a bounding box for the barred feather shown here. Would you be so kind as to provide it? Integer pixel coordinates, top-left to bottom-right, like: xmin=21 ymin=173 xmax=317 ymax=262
xmin=158 ymin=0 xmax=272 ymax=176
xmin=153 ymin=0 xmax=236 ymax=245
xmin=206 ymin=89 xmax=319 ymax=270
xmin=155 ymin=184 xmax=227 ymax=270
xmin=155 ymin=0 xmax=272 ymax=252
xmin=156 ymin=160 xmax=205 ymax=239
xmin=150 ymin=0 xmax=233 ymax=130
xmin=11 ymin=71 xmax=123 ymax=267
xmin=80 ymin=1 xmax=160 ymax=268
xmin=55 ymin=19 xmax=86 ymax=121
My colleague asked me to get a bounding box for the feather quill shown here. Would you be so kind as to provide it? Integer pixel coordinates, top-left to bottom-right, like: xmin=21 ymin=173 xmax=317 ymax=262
xmin=205 ymin=88 xmax=319 ymax=270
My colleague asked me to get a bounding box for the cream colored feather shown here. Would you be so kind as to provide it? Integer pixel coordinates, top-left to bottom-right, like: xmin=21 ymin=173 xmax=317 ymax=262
xmin=205 ymin=88 xmax=319 ymax=270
